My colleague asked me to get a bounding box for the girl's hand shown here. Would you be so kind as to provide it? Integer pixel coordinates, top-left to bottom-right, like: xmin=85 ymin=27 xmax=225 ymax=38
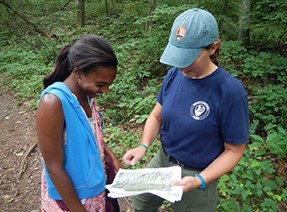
xmin=112 ymin=157 xmax=124 ymax=171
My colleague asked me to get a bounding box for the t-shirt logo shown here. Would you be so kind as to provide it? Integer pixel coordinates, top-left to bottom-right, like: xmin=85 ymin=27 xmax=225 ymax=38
xmin=190 ymin=101 xmax=210 ymax=120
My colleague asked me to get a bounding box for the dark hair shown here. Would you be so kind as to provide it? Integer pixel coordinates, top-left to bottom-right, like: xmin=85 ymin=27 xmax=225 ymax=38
xmin=204 ymin=41 xmax=220 ymax=66
xmin=43 ymin=35 xmax=118 ymax=88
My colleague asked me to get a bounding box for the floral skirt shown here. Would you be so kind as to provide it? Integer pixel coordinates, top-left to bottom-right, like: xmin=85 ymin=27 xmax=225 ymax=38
xmin=41 ymin=172 xmax=106 ymax=212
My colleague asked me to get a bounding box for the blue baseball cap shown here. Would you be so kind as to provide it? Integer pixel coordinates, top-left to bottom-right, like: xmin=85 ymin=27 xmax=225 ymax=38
xmin=160 ymin=8 xmax=219 ymax=68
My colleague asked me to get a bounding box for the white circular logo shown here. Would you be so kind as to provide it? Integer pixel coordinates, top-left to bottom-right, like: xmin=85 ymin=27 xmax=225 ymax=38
xmin=190 ymin=101 xmax=210 ymax=120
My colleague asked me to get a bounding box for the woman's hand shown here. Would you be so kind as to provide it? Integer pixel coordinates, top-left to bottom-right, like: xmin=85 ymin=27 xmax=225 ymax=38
xmin=171 ymin=176 xmax=201 ymax=192
xmin=122 ymin=146 xmax=147 ymax=166
xmin=123 ymin=103 xmax=162 ymax=166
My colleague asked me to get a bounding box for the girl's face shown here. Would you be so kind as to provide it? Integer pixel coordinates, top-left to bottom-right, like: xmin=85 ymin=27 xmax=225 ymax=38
xmin=77 ymin=66 xmax=116 ymax=99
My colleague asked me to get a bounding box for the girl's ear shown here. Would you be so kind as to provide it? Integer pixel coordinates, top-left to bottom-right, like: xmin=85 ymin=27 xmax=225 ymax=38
xmin=73 ymin=67 xmax=82 ymax=78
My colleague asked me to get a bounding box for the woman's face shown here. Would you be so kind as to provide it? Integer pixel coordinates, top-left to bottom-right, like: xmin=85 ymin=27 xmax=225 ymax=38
xmin=180 ymin=49 xmax=211 ymax=77
xmin=77 ymin=66 xmax=116 ymax=99
xmin=179 ymin=41 xmax=219 ymax=79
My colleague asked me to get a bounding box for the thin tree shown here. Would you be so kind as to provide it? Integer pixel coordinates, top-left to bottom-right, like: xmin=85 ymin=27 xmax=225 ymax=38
xmin=145 ymin=0 xmax=157 ymax=34
xmin=239 ymin=0 xmax=251 ymax=47
xmin=61 ymin=0 xmax=73 ymax=10
xmin=77 ymin=0 xmax=85 ymax=27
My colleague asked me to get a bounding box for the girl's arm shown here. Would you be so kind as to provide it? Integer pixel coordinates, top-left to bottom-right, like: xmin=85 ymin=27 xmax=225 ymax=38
xmin=104 ymin=142 xmax=124 ymax=171
xmin=36 ymin=94 xmax=86 ymax=211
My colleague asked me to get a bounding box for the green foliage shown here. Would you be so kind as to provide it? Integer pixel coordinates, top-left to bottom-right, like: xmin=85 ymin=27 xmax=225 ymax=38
xmin=0 ymin=44 xmax=50 ymax=106
xmin=219 ymin=121 xmax=287 ymax=210
xmin=98 ymin=69 xmax=159 ymax=125
xmin=249 ymin=125 xmax=287 ymax=160
xmin=218 ymin=145 xmax=287 ymax=211
xmin=220 ymin=41 xmax=249 ymax=77
xmin=251 ymin=0 xmax=287 ymax=47
xmin=265 ymin=125 xmax=287 ymax=158
xmin=104 ymin=124 xmax=160 ymax=169
xmin=249 ymin=85 xmax=287 ymax=126
xmin=220 ymin=41 xmax=287 ymax=84
xmin=242 ymin=52 xmax=287 ymax=83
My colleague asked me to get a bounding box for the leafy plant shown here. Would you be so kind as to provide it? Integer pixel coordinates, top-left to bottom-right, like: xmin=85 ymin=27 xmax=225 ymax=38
xmin=251 ymin=0 xmax=287 ymax=47
xmin=218 ymin=143 xmax=287 ymax=211
xmin=242 ymin=52 xmax=287 ymax=83
xmin=104 ymin=124 xmax=160 ymax=169
xmin=265 ymin=125 xmax=287 ymax=158
xmin=220 ymin=41 xmax=249 ymax=77
xmin=249 ymin=84 xmax=287 ymax=126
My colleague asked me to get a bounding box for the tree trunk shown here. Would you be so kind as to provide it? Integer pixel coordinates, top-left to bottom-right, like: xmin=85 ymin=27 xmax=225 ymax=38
xmin=104 ymin=0 xmax=109 ymax=14
xmin=222 ymin=0 xmax=229 ymax=14
xmin=148 ymin=0 xmax=156 ymax=16
xmin=77 ymin=0 xmax=85 ymax=27
xmin=145 ymin=0 xmax=157 ymax=34
xmin=239 ymin=0 xmax=251 ymax=47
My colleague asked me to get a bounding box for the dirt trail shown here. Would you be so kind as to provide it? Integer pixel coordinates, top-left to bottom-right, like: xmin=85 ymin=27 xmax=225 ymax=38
xmin=0 ymin=88 xmax=132 ymax=211
xmin=0 ymin=89 xmax=41 ymax=211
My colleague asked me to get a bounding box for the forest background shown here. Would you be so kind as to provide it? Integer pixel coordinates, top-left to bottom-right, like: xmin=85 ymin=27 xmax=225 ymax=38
xmin=0 ymin=0 xmax=286 ymax=211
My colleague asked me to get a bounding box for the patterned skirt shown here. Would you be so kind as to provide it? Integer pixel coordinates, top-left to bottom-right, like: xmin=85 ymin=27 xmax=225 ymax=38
xmin=41 ymin=172 xmax=106 ymax=212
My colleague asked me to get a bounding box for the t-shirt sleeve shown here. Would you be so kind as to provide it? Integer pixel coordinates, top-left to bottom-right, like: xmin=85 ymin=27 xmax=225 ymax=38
xmin=157 ymin=85 xmax=164 ymax=105
xmin=221 ymin=95 xmax=249 ymax=144
xmin=157 ymin=67 xmax=178 ymax=105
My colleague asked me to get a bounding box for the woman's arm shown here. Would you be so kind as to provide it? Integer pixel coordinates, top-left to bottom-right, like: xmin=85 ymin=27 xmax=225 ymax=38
xmin=36 ymin=94 xmax=85 ymax=211
xmin=172 ymin=143 xmax=246 ymax=192
xmin=200 ymin=143 xmax=246 ymax=183
xmin=122 ymin=102 xmax=162 ymax=166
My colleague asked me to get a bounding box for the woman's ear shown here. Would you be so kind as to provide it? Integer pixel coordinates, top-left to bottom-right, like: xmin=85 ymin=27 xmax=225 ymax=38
xmin=210 ymin=41 xmax=220 ymax=55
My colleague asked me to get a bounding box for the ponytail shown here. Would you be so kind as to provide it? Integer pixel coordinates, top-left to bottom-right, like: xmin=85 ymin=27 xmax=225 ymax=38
xmin=204 ymin=41 xmax=220 ymax=66
xmin=210 ymin=48 xmax=219 ymax=66
xmin=43 ymin=44 xmax=73 ymax=88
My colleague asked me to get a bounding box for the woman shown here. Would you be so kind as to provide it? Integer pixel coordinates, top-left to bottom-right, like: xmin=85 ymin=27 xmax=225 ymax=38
xmin=36 ymin=35 xmax=122 ymax=211
xmin=123 ymin=8 xmax=249 ymax=211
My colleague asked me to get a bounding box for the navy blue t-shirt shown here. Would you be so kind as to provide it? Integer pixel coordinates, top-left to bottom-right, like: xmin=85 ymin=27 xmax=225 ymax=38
xmin=157 ymin=67 xmax=249 ymax=169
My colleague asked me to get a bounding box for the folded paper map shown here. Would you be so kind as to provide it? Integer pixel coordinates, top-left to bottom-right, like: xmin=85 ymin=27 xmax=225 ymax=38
xmin=105 ymin=166 xmax=183 ymax=203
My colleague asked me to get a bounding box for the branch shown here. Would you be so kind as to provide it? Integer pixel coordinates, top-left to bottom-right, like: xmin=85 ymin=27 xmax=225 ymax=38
xmin=17 ymin=143 xmax=38 ymax=182
xmin=60 ymin=0 xmax=73 ymax=10
xmin=0 ymin=0 xmax=49 ymax=37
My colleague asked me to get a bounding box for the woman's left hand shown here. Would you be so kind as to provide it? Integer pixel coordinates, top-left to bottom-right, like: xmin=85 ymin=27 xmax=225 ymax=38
xmin=171 ymin=176 xmax=201 ymax=192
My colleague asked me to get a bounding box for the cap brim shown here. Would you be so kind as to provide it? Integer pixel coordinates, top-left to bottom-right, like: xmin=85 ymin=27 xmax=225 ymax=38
xmin=160 ymin=43 xmax=202 ymax=68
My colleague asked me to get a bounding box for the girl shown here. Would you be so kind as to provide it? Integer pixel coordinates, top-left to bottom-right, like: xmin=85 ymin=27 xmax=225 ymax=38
xmin=36 ymin=35 xmax=122 ymax=211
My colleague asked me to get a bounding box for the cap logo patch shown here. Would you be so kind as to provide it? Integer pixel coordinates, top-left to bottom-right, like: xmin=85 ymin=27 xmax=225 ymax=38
xmin=176 ymin=26 xmax=187 ymax=41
